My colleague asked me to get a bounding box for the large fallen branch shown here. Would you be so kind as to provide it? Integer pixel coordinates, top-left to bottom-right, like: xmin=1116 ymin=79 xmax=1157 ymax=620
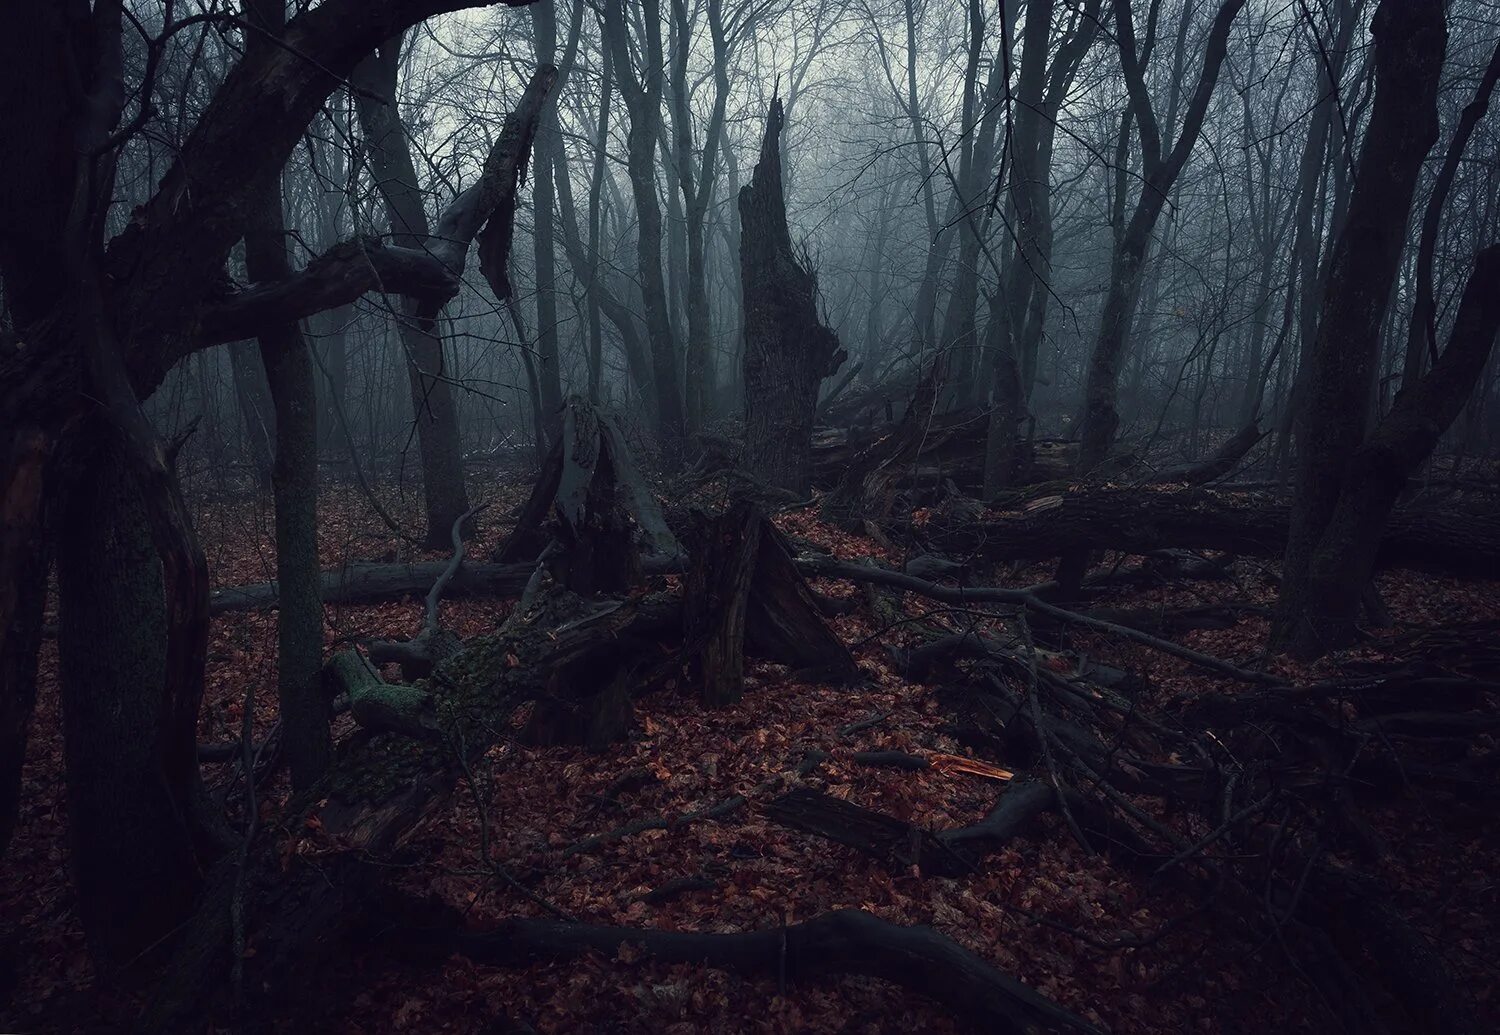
xmin=367 ymin=503 xmax=486 ymax=678
xmin=424 ymin=908 xmax=1105 ymax=1035
xmin=798 ymin=554 xmax=1275 ymax=684
xmin=922 ymin=486 xmax=1500 ymax=574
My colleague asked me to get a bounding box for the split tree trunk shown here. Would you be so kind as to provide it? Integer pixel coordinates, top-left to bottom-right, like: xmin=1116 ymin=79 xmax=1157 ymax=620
xmin=1273 ymin=0 xmax=1448 ymax=656
xmin=739 ymin=99 xmax=846 ymax=496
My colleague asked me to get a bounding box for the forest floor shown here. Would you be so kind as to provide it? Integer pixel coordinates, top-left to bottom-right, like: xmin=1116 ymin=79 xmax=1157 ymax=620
xmin=3 ymin=475 xmax=1498 ymax=1033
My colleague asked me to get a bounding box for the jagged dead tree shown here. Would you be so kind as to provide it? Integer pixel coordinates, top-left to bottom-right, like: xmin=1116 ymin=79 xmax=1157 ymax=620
xmin=739 ymin=97 xmax=847 ymax=495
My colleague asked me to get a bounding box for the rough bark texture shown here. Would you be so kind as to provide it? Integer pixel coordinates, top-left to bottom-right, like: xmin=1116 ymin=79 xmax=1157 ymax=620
xmin=739 ymin=98 xmax=846 ymax=495
xmin=683 ymin=503 xmax=763 ymax=708
xmin=55 ymin=440 xmax=201 ymax=968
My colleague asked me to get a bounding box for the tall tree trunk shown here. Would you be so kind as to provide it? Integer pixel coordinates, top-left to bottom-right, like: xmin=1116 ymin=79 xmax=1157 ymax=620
xmin=352 ymin=36 xmax=472 ymax=549
xmin=1272 ymin=0 xmax=1447 ymax=656
xmin=246 ymin=0 xmax=331 ymax=791
xmin=739 ymin=100 xmax=846 ymax=495
xmin=1075 ymin=0 xmax=1246 ymax=471
xmin=530 ymin=0 xmax=569 ymax=435
xmin=602 ymin=0 xmax=687 ymax=451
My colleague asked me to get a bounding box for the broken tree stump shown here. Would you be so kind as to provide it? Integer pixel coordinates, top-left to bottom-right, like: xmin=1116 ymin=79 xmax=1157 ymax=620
xmin=494 ymin=397 xmax=681 ymax=594
xmin=683 ymin=502 xmax=764 ymax=708
xmin=739 ymin=96 xmax=847 ymax=496
xmin=682 ymin=501 xmax=860 ymax=705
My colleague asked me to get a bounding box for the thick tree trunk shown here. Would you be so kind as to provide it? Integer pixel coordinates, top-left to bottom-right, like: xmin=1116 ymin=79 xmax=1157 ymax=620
xmin=0 ymin=431 xmax=48 ymax=861
xmin=739 ymin=99 xmax=846 ymax=496
xmin=55 ymin=439 xmax=202 ymax=968
xmin=1290 ymin=246 xmax=1500 ymax=656
xmin=1273 ymin=0 xmax=1447 ymax=654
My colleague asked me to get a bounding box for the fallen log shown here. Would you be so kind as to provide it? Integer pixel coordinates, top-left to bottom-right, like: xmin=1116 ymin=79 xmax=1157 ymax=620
xmin=210 ymin=552 xmax=687 ymax=616
xmin=209 ymin=560 xmax=533 ymax=614
xmin=922 ymin=487 xmax=1500 ymax=574
xmin=422 ymin=908 xmax=1105 ymax=1035
xmin=766 ymin=787 xmax=975 ymax=878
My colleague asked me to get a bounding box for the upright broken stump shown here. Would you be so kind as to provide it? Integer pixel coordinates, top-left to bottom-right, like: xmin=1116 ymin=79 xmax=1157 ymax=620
xmin=739 ymin=97 xmax=846 ymax=496
xmin=683 ymin=501 xmax=859 ymax=708
xmin=495 ymin=397 xmax=681 ymax=594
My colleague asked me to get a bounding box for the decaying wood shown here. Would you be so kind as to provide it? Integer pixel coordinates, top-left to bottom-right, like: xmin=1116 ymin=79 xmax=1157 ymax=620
xmin=493 ymin=398 xmax=682 ymax=588
xmin=767 ymin=787 xmax=975 ymax=877
xmin=682 ymin=502 xmax=763 ymax=707
xmin=739 ymin=97 xmax=846 ymax=495
xmin=921 ymin=486 xmax=1500 ymax=575
xmin=418 ymin=907 xmax=1105 ymax=1035
xmin=322 ymin=650 xmax=437 ymax=740
xmin=209 ymin=560 xmax=535 ymax=614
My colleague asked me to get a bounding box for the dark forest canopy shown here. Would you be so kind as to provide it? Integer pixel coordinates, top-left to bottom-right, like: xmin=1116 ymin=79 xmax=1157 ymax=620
xmin=2 ymin=0 xmax=1500 ymax=1031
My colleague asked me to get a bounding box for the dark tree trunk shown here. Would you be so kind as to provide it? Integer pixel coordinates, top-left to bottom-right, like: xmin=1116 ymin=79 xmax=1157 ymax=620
xmin=245 ymin=0 xmax=331 ymax=791
xmin=352 ymin=36 xmax=472 ymax=549
xmin=529 ymin=1 xmax=567 ymax=434
xmin=738 ymin=99 xmax=846 ymax=496
xmin=0 ymin=432 xmax=47 ymax=861
xmin=1273 ymin=0 xmax=1447 ymax=655
xmin=1290 ymin=246 xmax=1500 ymax=656
xmin=1075 ymin=0 xmax=1246 ymax=471
xmin=921 ymin=485 xmax=1500 ymax=576
xmin=602 ymin=0 xmax=687 ymax=450
xmin=55 ymin=438 xmax=202 ymax=968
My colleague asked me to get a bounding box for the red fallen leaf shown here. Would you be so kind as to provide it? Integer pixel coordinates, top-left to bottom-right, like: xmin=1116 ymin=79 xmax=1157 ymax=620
xmin=505 ymin=652 xmax=520 ymax=668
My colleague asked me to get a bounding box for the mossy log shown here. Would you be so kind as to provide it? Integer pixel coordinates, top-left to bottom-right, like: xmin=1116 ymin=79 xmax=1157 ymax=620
xmin=322 ymin=649 xmax=437 ymax=740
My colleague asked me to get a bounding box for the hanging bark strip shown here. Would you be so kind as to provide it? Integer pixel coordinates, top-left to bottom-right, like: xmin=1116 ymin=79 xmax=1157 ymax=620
xmin=739 ymin=96 xmax=847 ymax=495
